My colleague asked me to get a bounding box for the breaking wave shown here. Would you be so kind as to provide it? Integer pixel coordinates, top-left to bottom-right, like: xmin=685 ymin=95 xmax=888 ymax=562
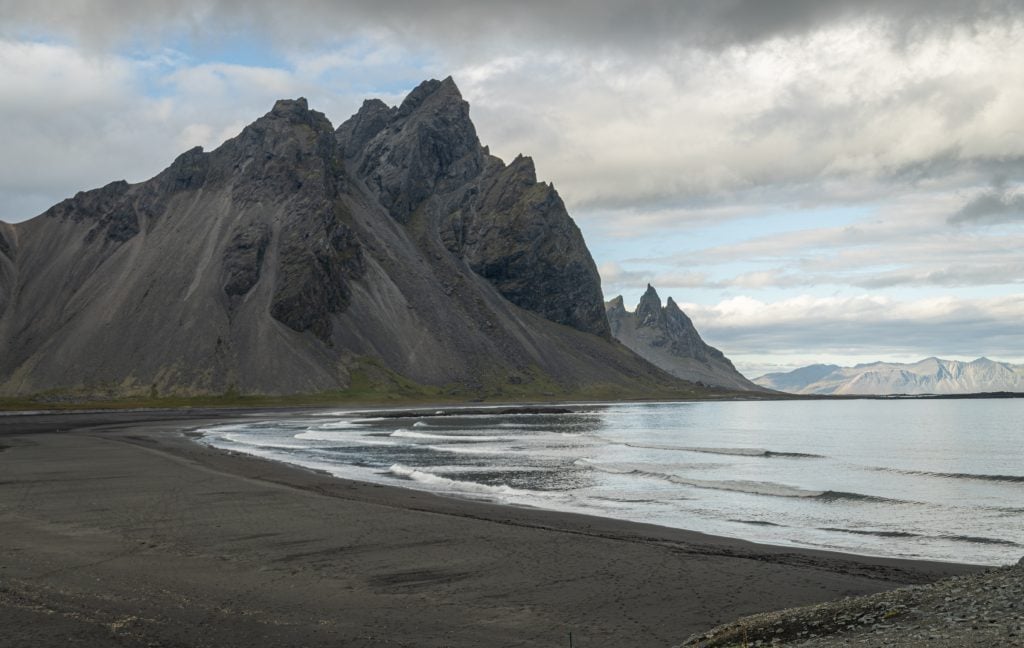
xmin=624 ymin=443 xmax=823 ymax=459
xmin=221 ymin=433 xmax=311 ymax=450
xmin=577 ymin=460 xmax=899 ymax=502
xmin=425 ymin=444 xmax=506 ymax=456
xmin=730 ymin=519 xmax=785 ymax=527
xmin=820 ymin=527 xmax=1019 ymax=546
xmin=389 ymin=429 xmax=507 ymax=442
xmin=386 ymin=464 xmax=531 ymax=497
xmin=873 ymin=466 xmax=1024 ymax=484
xmin=941 ymin=534 xmax=1020 ymax=547
xmin=318 ymin=420 xmax=362 ymax=430
xmin=295 ymin=430 xmax=396 ymax=444
xmin=820 ymin=527 xmax=919 ymax=539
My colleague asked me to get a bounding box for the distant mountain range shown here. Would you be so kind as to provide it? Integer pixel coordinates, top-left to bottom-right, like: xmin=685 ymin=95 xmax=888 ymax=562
xmin=754 ymin=357 xmax=1024 ymax=395
xmin=606 ymin=285 xmax=763 ymax=392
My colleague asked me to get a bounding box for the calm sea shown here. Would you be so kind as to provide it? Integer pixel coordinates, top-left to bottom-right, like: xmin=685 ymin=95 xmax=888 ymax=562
xmin=199 ymin=400 xmax=1024 ymax=565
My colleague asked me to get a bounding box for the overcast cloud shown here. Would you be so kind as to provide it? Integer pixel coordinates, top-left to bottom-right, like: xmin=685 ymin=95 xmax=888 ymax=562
xmin=679 ymin=293 xmax=1024 ymax=377
xmin=950 ymin=185 xmax=1024 ymax=224
xmin=4 ymin=1 xmax=1023 ymax=52
xmin=2 ymin=1 xmax=1022 ymax=374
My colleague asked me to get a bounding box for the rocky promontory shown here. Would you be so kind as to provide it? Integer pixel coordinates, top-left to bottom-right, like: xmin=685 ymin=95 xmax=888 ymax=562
xmin=0 ymin=78 xmax=688 ymax=400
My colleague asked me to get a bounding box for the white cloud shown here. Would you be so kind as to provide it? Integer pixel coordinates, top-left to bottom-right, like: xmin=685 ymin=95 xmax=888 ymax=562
xmin=598 ymin=262 xmax=653 ymax=295
xmin=4 ymin=6 xmax=1024 ymax=227
xmin=605 ymin=187 xmax=1024 ymax=297
xmin=457 ymin=19 xmax=1024 ymax=221
xmin=0 ymin=40 xmax=367 ymax=220
xmin=0 ymin=40 xmax=169 ymax=216
xmin=677 ymin=293 xmax=1024 ymax=375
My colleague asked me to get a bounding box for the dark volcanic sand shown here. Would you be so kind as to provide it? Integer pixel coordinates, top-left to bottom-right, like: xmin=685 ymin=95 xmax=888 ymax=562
xmin=0 ymin=409 xmax=980 ymax=647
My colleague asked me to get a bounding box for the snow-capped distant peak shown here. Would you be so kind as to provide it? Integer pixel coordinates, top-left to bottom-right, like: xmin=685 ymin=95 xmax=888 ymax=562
xmin=754 ymin=357 xmax=1024 ymax=395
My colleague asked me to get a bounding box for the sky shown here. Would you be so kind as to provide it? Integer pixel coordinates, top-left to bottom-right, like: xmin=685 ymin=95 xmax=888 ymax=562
xmin=2 ymin=0 xmax=1023 ymax=377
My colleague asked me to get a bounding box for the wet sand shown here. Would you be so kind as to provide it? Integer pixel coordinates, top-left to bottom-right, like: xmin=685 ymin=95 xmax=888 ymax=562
xmin=0 ymin=409 xmax=981 ymax=647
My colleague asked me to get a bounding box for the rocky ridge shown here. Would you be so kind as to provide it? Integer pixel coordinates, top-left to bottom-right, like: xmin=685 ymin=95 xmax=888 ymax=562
xmin=0 ymin=78 xmax=685 ymax=399
xmin=606 ymin=285 xmax=762 ymax=391
xmin=680 ymin=558 xmax=1024 ymax=647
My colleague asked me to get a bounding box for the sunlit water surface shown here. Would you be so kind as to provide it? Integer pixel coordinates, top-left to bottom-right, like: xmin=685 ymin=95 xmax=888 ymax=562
xmin=199 ymin=400 xmax=1024 ymax=565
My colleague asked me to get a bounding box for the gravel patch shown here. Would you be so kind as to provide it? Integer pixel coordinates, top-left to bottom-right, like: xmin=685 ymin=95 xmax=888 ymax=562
xmin=680 ymin=557 xmax=1024 ymax=647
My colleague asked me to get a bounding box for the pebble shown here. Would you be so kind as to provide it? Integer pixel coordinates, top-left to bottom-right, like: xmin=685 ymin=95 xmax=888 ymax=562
xmin=678 ymin=557 xmax=1024 ymax=647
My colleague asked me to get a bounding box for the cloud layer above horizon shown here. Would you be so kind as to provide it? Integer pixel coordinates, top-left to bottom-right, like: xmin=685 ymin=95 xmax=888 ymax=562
xmin=2 ymin=0 xmax=1022 ymax=375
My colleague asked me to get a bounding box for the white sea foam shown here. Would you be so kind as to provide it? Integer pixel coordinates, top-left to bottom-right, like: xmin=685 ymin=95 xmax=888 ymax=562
xmin=386 ymin=464 xmax=530 ymax=497
xmin=294 ymin=430 xmax=347 ymax=441
xmin=221 ymin=433 xmax=310 ymax=450
xmin=416 ymin=464 xmax=551 ymax=474
xmin=195 ymin=423 xmax=250 ymax=437
xmin=389 ymin=429 xmax=507 ymax=442
xmin=295 ymin=430 xmax=396 ymax=445
xmin=495 ymin=422 xmax=572 ymax=429
xmin=319 ymin=420 xmax=362 ymax=430
xmin=425 ymin=444 xmax=507 ymax=455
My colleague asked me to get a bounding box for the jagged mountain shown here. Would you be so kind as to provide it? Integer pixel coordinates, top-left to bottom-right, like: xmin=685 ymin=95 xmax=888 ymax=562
xmin=755 ymin=357 xmax=1024 ymax=395
xmin=605 ymin=285 xmax=762 ymax=392
xmin=0 ymin=78 xmax=692 ymax=399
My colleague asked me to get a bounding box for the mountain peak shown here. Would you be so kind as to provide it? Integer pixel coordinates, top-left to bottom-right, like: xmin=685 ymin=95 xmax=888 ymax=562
xmin=272 ymin=97 xmax=309 ymax=115
xmin=604 ymin=284 xmax=760 ymax=391
xmin=336 ymin=98 xmax=395 ymax=157
xmin=437 ymin=75 xmax=460 ymax=96
xmin=240 ymin=97 xmax=335 ymax=137
xmin=663 ymin=296 xmax=695 ymax=330
xmin=397 ymin=76 xmax=464 ymax=117
xmin=353 ymin=98 xmax=391 ymax=120
xmin=636 ymin=284 xmax=663 ymax=327
xmin=606 ymin=295 xmax=626 ymax=313
xmin=344 ymin=76 xmax=483 ymax=225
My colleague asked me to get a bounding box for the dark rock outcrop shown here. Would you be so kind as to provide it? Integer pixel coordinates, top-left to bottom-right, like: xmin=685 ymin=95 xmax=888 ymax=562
xmin=0 ymin=223 xmax=14 ymax=319
xmin=0 ymin=223 xmax=12 ymax=259
xmin=44 ymin=180 xmax=141 ymax=244
xmin=448 ymin=155 xmax=610 ymax=338
xmin=335 ymin=99 xmax=394 ymax=159
xmin=336 ymin=78 xmax=609 ymax=337
xmin=348 ymin=77 xmax=483 ymax=225
xmin=0 ymin=79 xmax=687 ymax=399
xmin=606 ymin=285 xmax=762 ymax=391
xmin=159 ymin=146 xmax=210 ymax=193
xmin=222 ymin=222 xmax=271 ymax=298
xmin=270 ymin=212 xmax=364 ymax=342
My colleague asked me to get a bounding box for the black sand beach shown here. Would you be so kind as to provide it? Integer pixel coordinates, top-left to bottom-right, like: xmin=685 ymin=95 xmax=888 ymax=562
xmin=0 ymin=409 xmax=981 ymax=647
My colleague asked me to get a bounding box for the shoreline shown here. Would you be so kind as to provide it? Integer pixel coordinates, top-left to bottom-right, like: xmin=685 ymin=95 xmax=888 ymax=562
xmin=0 ymin=409 xmax=984 ymax=647
xmin=195 ymin=402 xmax=1017 ymax=568
xmin=3 ymin=388 xmax=1022 ymax=414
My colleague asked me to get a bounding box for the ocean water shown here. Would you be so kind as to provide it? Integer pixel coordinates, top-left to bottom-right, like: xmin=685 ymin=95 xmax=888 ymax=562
xmin=199 ymin=400 xmax=1024 ymax=565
